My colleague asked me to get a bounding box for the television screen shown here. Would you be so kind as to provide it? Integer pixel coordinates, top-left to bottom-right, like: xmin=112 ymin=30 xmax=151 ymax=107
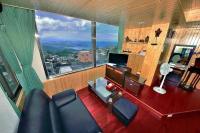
xmin=109 ymin=53 xmax=128 ymax=66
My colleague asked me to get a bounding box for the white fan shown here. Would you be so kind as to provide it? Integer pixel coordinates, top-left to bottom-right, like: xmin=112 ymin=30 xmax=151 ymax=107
xmin=153 ymin=63 xmax=173 ymax=94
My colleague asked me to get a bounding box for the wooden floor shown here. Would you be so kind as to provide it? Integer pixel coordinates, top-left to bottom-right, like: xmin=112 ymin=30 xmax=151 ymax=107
xmin=125 ymin=85 xmax=200 ymax=118
xmin=77 ymin=87 xmax=200 ymax=133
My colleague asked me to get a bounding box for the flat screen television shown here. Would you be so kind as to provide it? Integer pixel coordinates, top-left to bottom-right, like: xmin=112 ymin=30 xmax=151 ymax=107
xmin=109 ymin=53 xmax=128 ymax=66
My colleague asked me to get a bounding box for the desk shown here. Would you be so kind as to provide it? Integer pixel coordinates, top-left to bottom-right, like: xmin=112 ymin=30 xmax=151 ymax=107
xmin=165 ymin=63 xmax=187 ymax=86
xmin=169 ymin=63 xmax=187 ymax=75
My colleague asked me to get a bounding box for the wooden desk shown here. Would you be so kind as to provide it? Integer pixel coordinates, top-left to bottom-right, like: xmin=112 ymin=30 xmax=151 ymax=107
xmin=169 ymin=63 xmax=187 ymax=75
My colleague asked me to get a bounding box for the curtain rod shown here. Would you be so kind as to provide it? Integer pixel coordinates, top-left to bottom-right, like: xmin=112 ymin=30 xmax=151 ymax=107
xmin=2 ymin=3 xmax=35 ymax=11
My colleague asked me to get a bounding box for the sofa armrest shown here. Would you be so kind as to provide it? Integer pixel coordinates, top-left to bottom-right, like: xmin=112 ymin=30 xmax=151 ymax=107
xmin=52 ymin=89 xmax=76 ymax=108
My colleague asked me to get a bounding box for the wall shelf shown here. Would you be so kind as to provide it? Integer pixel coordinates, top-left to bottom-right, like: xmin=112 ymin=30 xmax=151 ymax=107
xmin=127 ymin=42 xmax=148 ymax=44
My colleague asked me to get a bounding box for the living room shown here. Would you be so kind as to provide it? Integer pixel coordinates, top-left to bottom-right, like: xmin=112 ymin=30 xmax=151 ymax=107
xmin=1 ymin=0 xmax=200 ymax=133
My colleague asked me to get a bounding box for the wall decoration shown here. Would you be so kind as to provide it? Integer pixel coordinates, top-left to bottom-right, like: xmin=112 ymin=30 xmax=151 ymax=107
xmin=155 ymin=28 xmax=162 ymax=37
xmin=151 ymin=28 xmax=162 ymax=45
xmin=145 ymin=36 xmax=149 ymax=43
xmin=125 ymin=36 xmax=133 ymax=42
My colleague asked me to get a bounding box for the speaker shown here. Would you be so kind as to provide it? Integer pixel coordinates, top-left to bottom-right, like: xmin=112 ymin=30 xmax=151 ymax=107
xmin=0 ymin=3 xmax=2 ymax=13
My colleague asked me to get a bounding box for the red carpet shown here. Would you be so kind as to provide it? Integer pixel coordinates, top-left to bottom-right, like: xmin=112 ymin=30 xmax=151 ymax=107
xmin=77 ymin=88 xmax=200 ymax=133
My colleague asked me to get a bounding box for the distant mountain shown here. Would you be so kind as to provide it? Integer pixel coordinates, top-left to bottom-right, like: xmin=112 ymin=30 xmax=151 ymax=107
xmin=40 ymin=40 xmax=118 ymax=52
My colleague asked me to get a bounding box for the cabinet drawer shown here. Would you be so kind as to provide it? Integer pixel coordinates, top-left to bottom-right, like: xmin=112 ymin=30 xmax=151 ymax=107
xmin=125 ymin=79 xmax=143 ymax=96
xmin=130 ymin=80 xmax=140 ymax=88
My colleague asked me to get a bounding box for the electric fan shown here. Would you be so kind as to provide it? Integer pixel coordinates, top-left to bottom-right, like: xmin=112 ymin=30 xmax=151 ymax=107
xmin=153 ymin=63 xmax=173 ymax=94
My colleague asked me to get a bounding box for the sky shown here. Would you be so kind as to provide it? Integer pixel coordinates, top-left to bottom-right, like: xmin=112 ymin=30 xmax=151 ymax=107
xmin=35 ymin=10 xmax=119 ymax=42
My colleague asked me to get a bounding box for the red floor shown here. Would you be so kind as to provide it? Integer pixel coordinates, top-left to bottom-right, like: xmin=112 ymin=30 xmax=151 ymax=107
xmin=125 ymin=85 xmax=200 ymax=118
xmin=77 ymin=88 xmax=200 ymax=133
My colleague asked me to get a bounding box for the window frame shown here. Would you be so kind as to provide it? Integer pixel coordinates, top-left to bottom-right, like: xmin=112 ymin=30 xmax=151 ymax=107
xmin=35 ymin=24 xmax=49 ymax=79
xmin=35 ymin=11 xmax=118 ymax=78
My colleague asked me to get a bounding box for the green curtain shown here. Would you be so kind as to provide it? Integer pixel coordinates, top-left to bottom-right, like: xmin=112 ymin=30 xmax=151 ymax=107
xmin=0 ymin=29 xmax=23 ymax=81
xmin=117 ymin=20 xmax=125 ymax=53
xmin=0 ymin=83 xmax=20 ymax=117
xmin=0 ymin=6 xmax=43 ymax=95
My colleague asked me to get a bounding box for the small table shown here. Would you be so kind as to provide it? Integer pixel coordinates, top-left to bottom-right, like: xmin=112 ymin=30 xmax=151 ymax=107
xmin=88 ymin=77 xmax=122 ymax=104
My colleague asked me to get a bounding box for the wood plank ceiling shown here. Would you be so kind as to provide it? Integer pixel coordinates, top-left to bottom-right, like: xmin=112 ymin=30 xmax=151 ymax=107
xmin=0 ymin=0 xmax=199 ymax=28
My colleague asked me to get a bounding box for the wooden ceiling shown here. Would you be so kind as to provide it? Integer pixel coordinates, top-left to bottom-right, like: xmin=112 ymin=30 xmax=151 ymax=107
xmin=1 ymin=0 xmax=199 ymax=28
xmin=181 ymin=0 xmax=200 ymax=11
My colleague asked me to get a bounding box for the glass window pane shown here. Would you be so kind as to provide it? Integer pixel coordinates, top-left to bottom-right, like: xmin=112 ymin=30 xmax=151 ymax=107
xmin=0 ymin=54 xmax=18 ymax=96
xmin=35 ymin=11 xmax=93 ymax=77
xmin=96 ymin=22 xmax=119 ymax=65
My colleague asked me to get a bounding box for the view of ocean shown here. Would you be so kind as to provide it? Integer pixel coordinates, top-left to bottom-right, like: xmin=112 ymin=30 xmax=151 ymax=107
xmin=40 ymin=40 xmax=118 ymax=52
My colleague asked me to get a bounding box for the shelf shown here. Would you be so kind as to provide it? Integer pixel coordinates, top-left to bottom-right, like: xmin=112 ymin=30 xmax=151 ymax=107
xmin=127 ymin=42 xmax=148 ymax=44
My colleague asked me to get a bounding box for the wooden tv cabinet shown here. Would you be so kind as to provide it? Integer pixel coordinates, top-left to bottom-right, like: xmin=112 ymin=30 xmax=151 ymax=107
xmin=105 ymin=64 xmax=131 ymax=87
xmin=124 ymin=73 xmax=146 ymax=96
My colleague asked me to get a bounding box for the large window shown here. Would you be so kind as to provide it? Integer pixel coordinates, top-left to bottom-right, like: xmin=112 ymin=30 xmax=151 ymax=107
xmin=35 ymin=10 xmax=118 ymax=77
xmin=0 ymin=50 xmax=20 ymax=101
xmin=96 ymin=22 xmax=118 ymax=65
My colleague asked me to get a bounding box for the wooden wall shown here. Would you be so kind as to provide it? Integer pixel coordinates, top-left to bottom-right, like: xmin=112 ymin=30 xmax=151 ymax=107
xmin=141 ymin=23 xmax=170 ymax=86
xmin=126 ymin=53 xmax=145 ymax=73
xmin=160 ymin=25 xmax=200 ymax=89
xmin=122 ymin=27 xmax=151 ymax=79
xmin=162 ymin=26 xmax=200 ymax=63
xmin=44 ymin=65 xmax=106 ymax=96
xmin=16 ymin=90 xmax=25 ymax=111
xmin=123 ymin=27 xmax=151 ymax=53
xmin=122 ymin=24 xmax=170 ymax=86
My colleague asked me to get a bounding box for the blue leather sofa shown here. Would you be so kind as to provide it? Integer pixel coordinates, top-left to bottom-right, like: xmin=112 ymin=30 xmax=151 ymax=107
xmin=17 ymin=89 xmax=102 ymax=133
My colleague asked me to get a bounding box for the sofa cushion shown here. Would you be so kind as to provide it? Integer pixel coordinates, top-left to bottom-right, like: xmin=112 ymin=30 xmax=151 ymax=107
xmin=17 ymin=89 xmax=52 ymax=133
xmin=58 ymin=96 xmax=102 ymax=133
xmin=49 ymin=101 xmax=63 ymax=133
xmin=52 ymin=89 xmax=76 ymax=108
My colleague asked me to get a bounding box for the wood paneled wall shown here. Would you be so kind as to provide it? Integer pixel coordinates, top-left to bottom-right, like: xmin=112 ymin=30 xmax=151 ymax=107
xmin=126 ymin=53 xmax=145 ymax=73
xmin=44 ymin=65 xmax=106 ymax=96
xmin=141 ymin=23 xmax=170 ymax=86
xmin=163 ymin=25 xmax=200 ymax=63
xmin=122 ymin=27 xmax=151 ymax=76
xmin=122 ymin=23 xmax=170 ymax=86
xmin=123 ymin=27 xmax=151 ymax=53
xmin=16 ymin=90 xmax=25 ymax=111
xmin=161 ymin=24 xmax=200 ymax=89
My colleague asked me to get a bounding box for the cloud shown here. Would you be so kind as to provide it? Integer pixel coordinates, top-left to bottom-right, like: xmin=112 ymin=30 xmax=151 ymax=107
xmin=39 ymin=30 xmax=91 ymax=41
xmin=64 ymin=16 xmax=76 ymax=21
xmin=36 ymin=14 xmax=91 ymax=32
xmin=75 ymin=20 xmax=90 ymax=27
xmin=35 ymin=15 xmax=69 ymax=31
xmin=35 ymin=10 xmax=118 ymax=42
